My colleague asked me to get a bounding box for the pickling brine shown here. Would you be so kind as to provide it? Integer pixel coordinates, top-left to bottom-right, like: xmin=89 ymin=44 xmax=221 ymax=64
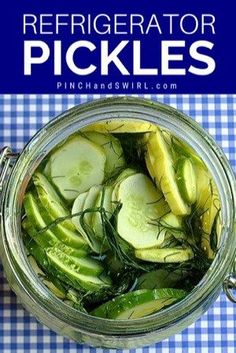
xmin=22 ymin=119 xmax=221 ymax=319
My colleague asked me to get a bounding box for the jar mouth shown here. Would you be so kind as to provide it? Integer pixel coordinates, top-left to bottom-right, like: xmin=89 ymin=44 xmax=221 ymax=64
xmin=1 ymin=96 xmax=236 ymax=336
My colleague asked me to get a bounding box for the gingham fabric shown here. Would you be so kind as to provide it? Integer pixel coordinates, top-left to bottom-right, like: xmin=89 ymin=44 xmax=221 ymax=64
xmin=0 ymin=94 xmax=235 ymax=353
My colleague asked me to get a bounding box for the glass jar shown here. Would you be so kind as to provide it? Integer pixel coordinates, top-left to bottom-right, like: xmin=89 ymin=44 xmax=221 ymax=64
xmin=0 ymin=97 xmax=235 ymax=349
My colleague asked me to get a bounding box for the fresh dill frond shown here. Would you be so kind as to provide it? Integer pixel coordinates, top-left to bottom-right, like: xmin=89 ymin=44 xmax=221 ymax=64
xmin=101 ymin=203 xmax=156 ymax=272
xmin=115 ymin=133 xmax=148 ymax=173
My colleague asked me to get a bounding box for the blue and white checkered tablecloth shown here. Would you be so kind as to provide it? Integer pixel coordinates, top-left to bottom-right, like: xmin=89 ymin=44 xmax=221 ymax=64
xmin=0 ymin=94 xmax=235 ymax=353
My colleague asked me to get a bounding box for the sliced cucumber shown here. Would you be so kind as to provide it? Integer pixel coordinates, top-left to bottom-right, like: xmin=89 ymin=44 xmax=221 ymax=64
xmin=28 ymin=239 xmax=111 ymax=292
xmin=33 ymin=172 xmax=75 ymax=231
xmin=23 ymin=193 xmax=59 ymax=247
xmin=81 ymin=132 xmax=125 ymax=177
xmin=100 ymin=185 xmax=113 ymax=217
xmin=33 ymin=173 xmax=87 ymax=248
xmin=176 ymin=158 xmax=197 ymax=204
xmin=24 ymin=192 xmax=88 ymax=250
xmin=83 ymin=185 xmax=102 ymax=229
xmin=36 ymin=204 xmax=89 ymax=250
xmin=46 ymin=222 xmax=89 ymax=250
xmin=90 ymin=288 xmax=186 ymax=319
xmin=49 ymin=136 xmax=106 ymax=201
xmin=82 ymin=120 xmax=157 ymax=134
xmin=172 ymin=136 xmax=204 ymax=167
xmin=92 ymin=185 xmax=113 ymax=242
xmin=23 ymin=222 xmax=88 ymax=259
xmin=82 ymin=185 xmax=107 ymax=252
xmin=47 ymin=247 xmax=104 ymax=276
xmin=55 ymin=243 xmax=88 ymax=258
xmin=146 ymin=129 xmax=190 ymax=216
xmin=116 ymin=173 xmax=170 ymax=249
xmin=111 ymin=168 xmax=137 ymax=211
xmin=135 ymin=247 xmax=194 ymax=263
xmin=46 ymin=248 xmax=111 ymax=291
xmin=72 ymin=191 xmax=101 ymax=253
xmin=71 ymin=191 xmax=88 ymax=233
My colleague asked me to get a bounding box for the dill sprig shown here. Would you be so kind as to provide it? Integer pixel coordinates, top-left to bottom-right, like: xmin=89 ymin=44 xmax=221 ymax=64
xmin=115 ymin=132 xmax=149 ymax=172
xmin=101 ymin=203 xmax=156 ymax=272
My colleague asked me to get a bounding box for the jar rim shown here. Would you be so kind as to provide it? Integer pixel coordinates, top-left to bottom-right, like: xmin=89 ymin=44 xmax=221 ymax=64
xmin=1 ymin=96 xmax=236 ymax=336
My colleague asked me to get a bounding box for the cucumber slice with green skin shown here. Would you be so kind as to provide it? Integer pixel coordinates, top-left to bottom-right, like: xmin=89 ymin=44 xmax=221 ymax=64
xmin=25 ymin=237 xmax=96 ymax=308
xmin=146 ymin=129 xmax=190 ymax=216
xmin=29 ymin=252 xmax=89 ymax=313
xmin=47 ymin=247 xmax=104 ymax=276
xmin=49 ymin=136 xmax=106 ymax=202
xmin=22 ymin=217 xmax=58 ymax=248
xmin=171 ymin=137 xmax=204 ymax=167
xmin=46 ymin=250 xmax=111 ymax=291
xmin=90 ymin=288 xmax=186 ymax=319
xmin=136 ymin=269 xmax=188 ymax=290
xmin=116 ymin=173 xmax=170 ymax=249
xmin=102 ymin=185 xmax=114 ymax=217
xmin=82 ymin=120 xmax=157 ymax=134
xmin=176 ymin=158 xmax=197 ymax=204
xmin=23 ymin=219 xmax=83 ymax=255
xmin=34 ymin=201 xmax=89 ymax=250
xmin=72 ymin=191 xmax=88 ymax=234
xmin=33 ymin=172 xmax=76 ymax=232
xmin=23 ymin=216 xmax=89 ymax=256
xmin=28 ymin=239 xmax=111 ymax=292
xmin=54 ymin=243 xmax=88 ymax=258
xmin=44 ymin=220 xmax=89 ymax=250
xmin=72 ymin=191 xmax=101 ymax=253
xmin=92 ymin=186 xmax=113 ymax=244
xmin=24 ymin=191 xmax=89 ymax=250
xmin=135 ymin=247 xmax=194 ymax=263
xmin=83 ymin=185 xmax=102 ymax=229
xmin=23 ymin=193 xmax=60 ymax=247
xmin=81 ymin=132 xmax=126 ymax=177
